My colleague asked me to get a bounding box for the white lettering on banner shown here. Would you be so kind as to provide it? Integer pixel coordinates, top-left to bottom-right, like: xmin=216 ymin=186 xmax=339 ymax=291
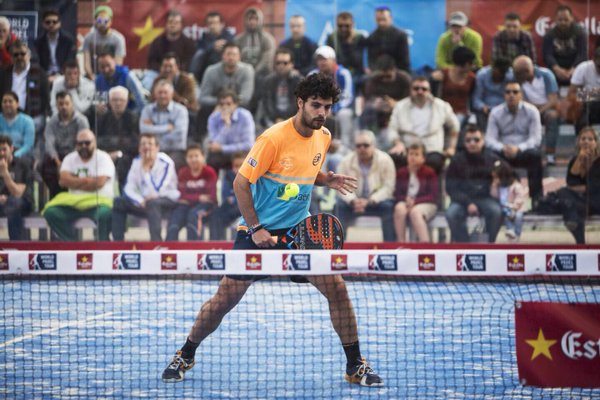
xmin=561 ymin=330 xmax=600 ymax=360
xmin=536 ymin=17 xmax=600 ymax=37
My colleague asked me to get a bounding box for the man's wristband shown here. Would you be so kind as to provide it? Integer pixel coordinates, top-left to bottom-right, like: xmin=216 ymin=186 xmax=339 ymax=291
xmin=248 ymin=224 xmax=264 ymax=235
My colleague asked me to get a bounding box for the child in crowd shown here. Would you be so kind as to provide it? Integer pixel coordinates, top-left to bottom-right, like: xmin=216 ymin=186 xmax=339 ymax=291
xmin=490 ymin=160 xmax=528 ymax=241
xmin=166 ymin=144 xmax=217 ymax=241
xmin=393 ymin=142 xmax=438 ymax=242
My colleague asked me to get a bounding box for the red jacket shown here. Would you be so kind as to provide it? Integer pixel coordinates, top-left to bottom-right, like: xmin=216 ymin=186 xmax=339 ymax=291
xmin=394 ymin=164 xmax=438 ymax=204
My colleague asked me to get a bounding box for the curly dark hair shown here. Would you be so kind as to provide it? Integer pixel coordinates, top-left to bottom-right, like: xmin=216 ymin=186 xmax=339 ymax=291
xmin=294 ymin=73 xmax=340 ymax=104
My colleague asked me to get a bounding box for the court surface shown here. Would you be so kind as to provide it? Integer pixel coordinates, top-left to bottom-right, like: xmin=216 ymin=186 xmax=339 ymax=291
xmin=1 ymin=277 xmax=599 ymax=399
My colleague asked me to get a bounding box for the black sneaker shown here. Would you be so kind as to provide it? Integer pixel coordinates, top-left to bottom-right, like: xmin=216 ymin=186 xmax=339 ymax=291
xmin=344 ymin=357 xmax=384 ymax=387
xmin=162 ymin=350 xmax=195 ymax=382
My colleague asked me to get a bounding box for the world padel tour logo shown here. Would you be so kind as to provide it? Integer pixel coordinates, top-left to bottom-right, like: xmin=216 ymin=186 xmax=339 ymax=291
xmin=368 ymin=254 xmax=398 ymax=271
xmin=29 ymin=253 xmax=57 ymax=270
xmin=197 ymin=254 xmax=225 ymax=270
xmin=507 ymin=254 xmax=525 ymax=272
xmin=546 ymin=254 xmax=577 ymax=272
xmin=331 ymin=254 xmax=348 ymax=271
xmin=418 ymin=254 xmax=435 ymax=271
xmin=161 ymin=253 xmax=178 ymax=270
xmin=456 ymin=254 xmax=486 ymax=271
xmin=0 ymin=253 xmax=8 ymax=270
xmin=282 ymin=254 xmax=311 ymax=270
xmin=112 ymin=253 xmax=141 ymax=270
xmin=246 ymin=254 xmax=262 ymax=271
xmin=76 ymin=253 xmax=93 ymax=270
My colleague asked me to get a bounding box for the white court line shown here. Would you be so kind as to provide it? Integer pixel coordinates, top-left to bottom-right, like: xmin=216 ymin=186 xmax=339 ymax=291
xmin=0 ymin=312 xmax=114 ymax=349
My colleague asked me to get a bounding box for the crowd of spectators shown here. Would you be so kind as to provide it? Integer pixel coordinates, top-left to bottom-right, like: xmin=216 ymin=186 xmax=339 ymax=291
xmin=0 ymin=4 xmax=599 ymax=243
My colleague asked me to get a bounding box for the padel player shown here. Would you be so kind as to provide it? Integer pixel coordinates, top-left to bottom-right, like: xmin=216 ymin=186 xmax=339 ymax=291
xmin=162 ymin=73 xmax=383 ymax=387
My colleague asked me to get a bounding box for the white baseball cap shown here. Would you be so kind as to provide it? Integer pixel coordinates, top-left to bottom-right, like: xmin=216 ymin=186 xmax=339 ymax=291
xmin=448 ymin=11 xmax=468 ymax=27
xmin=314 ymin=45 xmax=336 ymax=60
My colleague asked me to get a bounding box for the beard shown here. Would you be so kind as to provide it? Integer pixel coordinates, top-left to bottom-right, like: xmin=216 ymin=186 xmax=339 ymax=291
xmin=301 ymin=107 xmax=326 ymax=130
xmin=77 ymin=147 xmax=93 ymax=160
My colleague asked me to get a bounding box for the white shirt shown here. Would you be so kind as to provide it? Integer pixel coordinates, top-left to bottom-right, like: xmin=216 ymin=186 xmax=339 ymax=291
xmin=410 ymin=103 xmax=432 ymax=136
xmin=12 ymin=63 xmax=30 ymax=110
xmin=60 ymin=149 xmax=116 ymax=198
xmin=47 ymin=33 xmax=60 ymax=74
xmin=521 ymin=76 xmax=548 ymax=106
xmin=571 ymin=60 xmax=600 ymax=90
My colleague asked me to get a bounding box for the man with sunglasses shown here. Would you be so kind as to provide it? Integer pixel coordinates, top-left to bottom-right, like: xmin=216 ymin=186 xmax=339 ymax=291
xmin=34 ymin=9 xmax=77 ymax=82
xmin=82 ymin=5 xmax=126 ymax=80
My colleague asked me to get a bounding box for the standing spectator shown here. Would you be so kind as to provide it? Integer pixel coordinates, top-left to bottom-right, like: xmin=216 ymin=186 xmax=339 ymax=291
xmin=166 ymin=145 xmax=217 ymax=241
xmin=42 ymin=130 xmax=115 ymax=241
xmin=95 ymin=86 xmax=139 ymax=193
xmin=206 ymin=89 xmax=255 ymax=171
xmin=82 ymin=5 xmax=126 ymax=80
xmin=49 ymin=60 xmax=95 ymax=117
xmin=95 ymin=50 xmax=147 ymax=113
xmin=259 ymin=48 xmax=303 ymax=127
xmin=512 ymin=55 xmax=560 ymax=165
xmin=112 ymin=133 xmax=180 ymax=241
xmin=486 ymin=81 xmax=544 ymax=206
xmin=190 ymin=11 xmax=234 ymax=84
xmin=393 ymin=142 xmax=438 ymax=243
xmin=0 ymin=40 xmax=50 ymax=136
xmin=568 ymin=47 xmax=600 ymax=133
xmin=280 ymin=15 xmax=317 ymax=76
xmin=472 ymin=57 xmax=512 ymax=131
xmin=490 ymin=160 xmax=528 ymax=242
xmin=327 ymin=12 xmax=367 ymax=81
xmin=147 ymin=10 xmax=196 ymax=74
xmin=435 ymin=11 xmax=482 ymax=69
xmin=235 ymin=7 xmax=276 ymax=79
xmin=358 ymin=55 xmax=411 ymax=146
xmin=0 ymin=16 xmax=16 ymax=69
xmin=140 ymin=79 xmax=188 ymax=170
xmin=366 ymin=6 xmax=410 ymax=73
xmin=151 ymin=53 xmax=198 ymax=114
xmin=40 ymin=91 xmax=90 ymax=198
xmin=0 ymin=135 xmax=32 ymax=240
xmin=34 ymin=9 xmax=77 ymax=82
xmin=543 ymin=5 xmax=588 ymax=86
xmin=335 ymin=130 xmax=396 ymax=242
xmin=208 ymin=151 xmax=245 ymax=240
xmin=491 ymin=12 xmax=537 ymax=64
xmin=445 ymin=125 xmax=502 ymax=243
xmin=388 ymin=77 xmax=460 ymax=173
xmin=0 ymin=92 xmax=35 ymax=159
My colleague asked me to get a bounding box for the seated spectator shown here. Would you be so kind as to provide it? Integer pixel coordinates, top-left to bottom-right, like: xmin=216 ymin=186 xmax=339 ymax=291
xmin=472 ymin=57 xmax=512 ymax=131
xmin=82 ymin=5 xmax=126 ymax=80
xmin=0 ymin=40 xmax=49 ymax=136
xmin=147 ymin=10 xmax=196 ymax=76
xmin=0 ymin=92 xmax=35 ymax=159
xmin=512 ymin=55 xmax=560 ymax=165
xmin=491 ymin=12 xmax=536 ymax=64
xmin=40 ymin=91 xmax=90 ymax=198
xmin=95 ymin=86 xmax=139 ymax=193
xmin=42 ymin=129 xmax=115 ymax=241
xmin=208 ymin=151 xmax=245 ymax=240
xmin=0 ymin=16 xmax=16 ymax=69
xmin=431 ymin=46 xmax=476 ymax=125
xmin=206 ymin=89 xmax=255 ymax=171
xmin=151 ymin=53 xmax=198 ymax=114
xmin=34 ymin=9 xmax=77 ymax=82
xmin=490 ymin=160 xmax=528 ymax=242
xmin=0 ymin=135 xmax=33 ymax=240
xmin=112 ymin=133 xmax=180 ymax=241
xmin=50 ymin=60 xmax=95 ymax=117
xmin=280 ymin=15 xmax=317 ymax=76
xmin=327 ymin=12 xmax=367 ymax=81
xmin=568 ymin=47 xmax=600 ymax=133
xmin=140 ymin=79 xmax=188 ymax=170
xmin=393 ymin=142 xmax=438 ymax=243
xmin=95 ymin=50 xmax=147 ymax=113
xmin=235 ymin=7 xmax=276 ymax=80
xmin=358 ymin=55 xmax=411 ymax=147
xmin=543 ymin=5 xmax=587 ymax=86
xmin=166 ymin=145 xmax=217 ymax=241
xmin=366 ymin=6 xmax=410 ymax=73
xmin=190 ymin=11 xmax=234 ymax=84
xmin=435 ymin=11 xmax=482 ymax=69
xmin=335 ymin=130 xmax=396 ymax=242
xmin=445 ymin=125 xmax=502 ymax=243
xmin=388 ymin=77 xmax=460 ymax=173
xmin=259 ymin=47 xmax=303 ymax=128
xmin=556 ymin=127 xmax=600 ymax=244
xmin=486 ymin=81 xmax=544 ymax=206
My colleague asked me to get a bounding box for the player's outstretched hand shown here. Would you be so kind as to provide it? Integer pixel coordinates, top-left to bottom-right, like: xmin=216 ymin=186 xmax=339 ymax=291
xmin=324 ymin=171 xmax=358 ymax=195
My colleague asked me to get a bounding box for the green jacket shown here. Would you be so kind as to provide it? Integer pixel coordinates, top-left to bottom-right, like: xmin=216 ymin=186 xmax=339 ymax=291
xmin=435 ymin=27 xmax=482 ymax=69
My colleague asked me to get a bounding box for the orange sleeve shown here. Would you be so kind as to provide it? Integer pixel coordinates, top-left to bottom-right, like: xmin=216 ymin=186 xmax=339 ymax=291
xmin=238 ymin=135 xmax=277 ymax=184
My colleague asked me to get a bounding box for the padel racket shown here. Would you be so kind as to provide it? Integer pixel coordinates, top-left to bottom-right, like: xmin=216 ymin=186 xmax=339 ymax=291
xmin=278 ymin=213 xmax=344 ymax=250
